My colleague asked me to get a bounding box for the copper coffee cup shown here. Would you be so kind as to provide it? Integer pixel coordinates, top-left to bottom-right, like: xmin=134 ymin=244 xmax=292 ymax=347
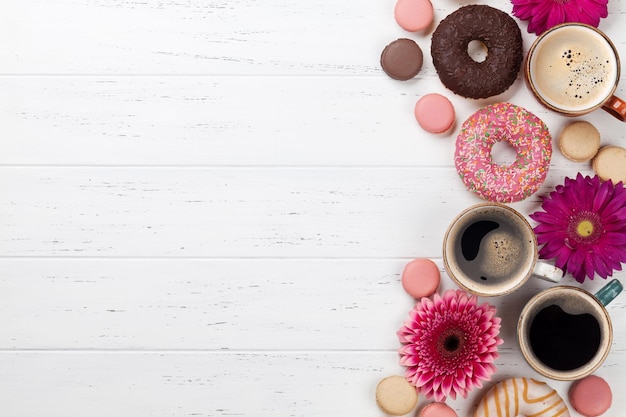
xmin=525 ymin=23 xmax=626 ymax=121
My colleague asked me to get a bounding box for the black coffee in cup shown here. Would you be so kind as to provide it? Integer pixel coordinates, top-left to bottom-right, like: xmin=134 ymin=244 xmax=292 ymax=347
xmin=454 ymin=212 xmax=534 ymax=288
xmin=518 ymin=285 xmax=616 ymax=380
xmin=529 ymin=304 xmax=601 ymax=371
xmin=442 ymin=204 xmax=562 ymax=297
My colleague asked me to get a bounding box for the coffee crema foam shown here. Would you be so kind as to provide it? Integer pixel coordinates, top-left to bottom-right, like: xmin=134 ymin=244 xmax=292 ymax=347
xmin=455 ymin=222 xmax=533 ymax=285
xmin=530 ymin=26 xmax=618 ymax=112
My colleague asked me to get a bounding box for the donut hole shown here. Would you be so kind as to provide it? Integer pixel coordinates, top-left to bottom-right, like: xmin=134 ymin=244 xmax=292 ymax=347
xmin=467 ymin=40 xmax=488 ymax=63
xmin=491 ymin=140 xmax=518 ymax=167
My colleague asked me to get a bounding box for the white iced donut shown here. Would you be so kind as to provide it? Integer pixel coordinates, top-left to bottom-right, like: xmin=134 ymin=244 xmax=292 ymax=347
xmin=474 ymin=378 xmax=570 ymax=417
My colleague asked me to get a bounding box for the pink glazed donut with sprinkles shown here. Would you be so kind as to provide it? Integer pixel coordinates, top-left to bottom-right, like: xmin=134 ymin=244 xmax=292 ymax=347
xmin=455 ymin=102 xmax=552 ymax=203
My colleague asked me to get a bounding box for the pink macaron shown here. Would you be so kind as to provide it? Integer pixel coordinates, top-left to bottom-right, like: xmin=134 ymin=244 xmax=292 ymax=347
xmin=569 ymin=375 xmax=612 ymax=417
xmin=394 ymin=0 xmax=434 ymax=32
xmin=401 ymin=258 xmax=440 ymax=299
xmin=420 ymin=402 xmax=458 ymax=417
xmin=414 ymin=93 xmax=455 ymax=134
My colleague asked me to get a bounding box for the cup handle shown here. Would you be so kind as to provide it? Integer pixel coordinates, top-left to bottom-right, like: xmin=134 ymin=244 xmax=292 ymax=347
xmin=594 ymin=279 xmax=623 ymax=306
xmin=532 ymin=261 xmax=563 ymax=283
xmin=601 ymin=95 xmax=626 ymax=121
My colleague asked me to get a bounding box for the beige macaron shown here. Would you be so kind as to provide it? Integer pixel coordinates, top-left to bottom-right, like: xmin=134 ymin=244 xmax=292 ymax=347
xmin=593 ymin=146 xmax=626 ymax=184
xmin=558 ymin=121 xmax=601 ymax=162
xmin=375 ymin=375 xmax=419 ymax=416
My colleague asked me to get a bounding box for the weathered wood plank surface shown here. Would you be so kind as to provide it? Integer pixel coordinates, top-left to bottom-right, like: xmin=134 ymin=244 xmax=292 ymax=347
xmin=2 ymin=0 xmax=626 ymax=416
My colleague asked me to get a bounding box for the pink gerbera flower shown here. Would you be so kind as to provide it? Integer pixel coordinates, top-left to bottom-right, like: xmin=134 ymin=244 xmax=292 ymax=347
xmin=530 ymin=173 xmax=626 ymax=283
xmin=397 ymin=290 xmax=502 ymax=402
xmin=511 ymin=0 xmax=609 ymax=35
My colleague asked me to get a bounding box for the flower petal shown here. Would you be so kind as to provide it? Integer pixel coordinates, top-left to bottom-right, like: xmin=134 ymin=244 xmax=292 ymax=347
xmin=546 ymin=4 xmax=566 ymax=30
xmin=396 ymin=289 xmax=501 ymax=400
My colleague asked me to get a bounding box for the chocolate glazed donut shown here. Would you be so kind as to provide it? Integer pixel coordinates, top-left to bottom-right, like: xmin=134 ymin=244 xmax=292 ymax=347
xmin=431 ymin=5 xmax=523 ymax=99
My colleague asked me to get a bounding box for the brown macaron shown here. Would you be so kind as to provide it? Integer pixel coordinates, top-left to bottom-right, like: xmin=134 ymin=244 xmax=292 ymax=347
xmin=381 ymin=38 xmax=424 ymax=81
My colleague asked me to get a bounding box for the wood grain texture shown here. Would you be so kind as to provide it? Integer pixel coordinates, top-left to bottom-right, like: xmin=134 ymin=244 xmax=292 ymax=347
xmin=0 ymin=167 xmax=598 ymax=258
xmin=1 ymin=351 xmax=625 ymax=417
xmin=0 ymin=0 xmax=625 ymax=75
xmin=2 ymin=258 xmax=625 ymax=351
xmin=2 ymin=0 xmax=626 ymax=416
xmin=1 ymin=77 xmax=624 ymax=166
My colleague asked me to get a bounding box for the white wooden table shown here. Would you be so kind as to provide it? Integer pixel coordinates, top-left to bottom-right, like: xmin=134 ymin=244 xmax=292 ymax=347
xmin=1 ymin=1 xmax=625 ymax=416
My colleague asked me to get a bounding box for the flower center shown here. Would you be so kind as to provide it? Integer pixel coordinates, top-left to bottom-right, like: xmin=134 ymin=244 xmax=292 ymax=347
xmin=567 ymin=211 xmax=603 ymax=246
xmin=437 ymin=328 xmax=466 ymax=357
xmin=577 ymin=220 xmax=594 ymax=237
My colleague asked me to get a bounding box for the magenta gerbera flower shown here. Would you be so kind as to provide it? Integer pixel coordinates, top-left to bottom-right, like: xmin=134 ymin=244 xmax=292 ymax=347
xmin=397 ymin=290 xmax=502 ymax=402
xmin=530 ymin=173 xmax=626 ymax=283
xmin=511 ymin=0 xmax=609 ymax=35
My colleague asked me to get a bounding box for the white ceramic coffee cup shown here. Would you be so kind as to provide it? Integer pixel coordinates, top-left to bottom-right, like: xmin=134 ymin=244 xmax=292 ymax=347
xmin=442 ymin=203 xmax=562 ymax=297
xmin=525 ymin=23 xmax=626 ymax=121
